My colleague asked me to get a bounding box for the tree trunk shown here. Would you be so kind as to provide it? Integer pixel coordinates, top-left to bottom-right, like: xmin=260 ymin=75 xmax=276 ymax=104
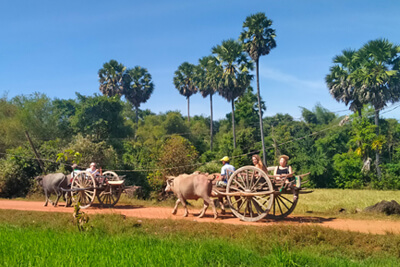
xmin=231 ymin=99 xmax=236 ymax=149
xmin=255 ymin=59 xmax=266 ymax=165
xmin=210 ymin=93 xmax=213 ymax=151
xmin=187 ymin=96 xmax=190 ymax=123
xmin=374 ymin=108 xmax=382 ymax=179
xmin=135 ymin=105 xmax=139 ymax=124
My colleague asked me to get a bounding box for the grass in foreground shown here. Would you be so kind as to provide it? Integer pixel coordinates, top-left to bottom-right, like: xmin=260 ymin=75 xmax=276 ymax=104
xmin=1 ymin=210 xmax=400 ymax=266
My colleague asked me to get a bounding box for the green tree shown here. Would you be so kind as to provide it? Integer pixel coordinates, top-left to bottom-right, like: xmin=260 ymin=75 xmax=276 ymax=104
xmin=0 ymin=96 xmax=23 ymax=152
xmin=12 ymin=93 xmax=60 ymax=142
xmin=333 ymin=151 xmax=365 ymax=189
xmin=71 ymin=94 xmax=131 ymax=141
xmin=51 ymin=98 xmax=77 ymax=140
xmin=240 ymin=12 xmax=276 ymax=164
xmin=326 ymin=49 xmax=364 ymax=116
xmin=354 ymin=39 xmax=400 ymax=177
xmin=301 ymin=104 xmax=336 ymax=125
xmin=349 ymin=116 xmax=385 ymax=165
xmin=327 ymin=39 xmax=400 ymax=178
xmin=123 ymin=66 xmax=155 ymax=123
xmin=158 ymin=134 xmax=198 ymax=176
xmin=98 ymin=59 xmax=126 ymax=97
xmin=63 ymin=134 xmax=118 ymax=170
xmin=173 ymin=62 xmax=198 ymax=123
xmin=212 ymin=39 xmax=253 ymax=149
xmin=234 ymin=86 xmax=265 ymax=129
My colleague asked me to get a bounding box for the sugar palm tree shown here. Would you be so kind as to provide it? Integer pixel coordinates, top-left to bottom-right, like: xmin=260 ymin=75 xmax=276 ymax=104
xmin=212 ymin=39 xmax=253 ymax=149
xmin=98 ymin=60 xmax=126 ymax=97
xmin=326 ymin=49 xmax=364 ymax=117
xmin=194 ymin=56 xmax=222 ymax=150
xmin=173 ymin=62 xmax=198 ymax=123
xmin=353 ymin=39 xmax=400 ymax=177
xmin=123 ymin=66 xmax=154 ymax=123
xmin=240 ymin=12 xmax=276 ymax=164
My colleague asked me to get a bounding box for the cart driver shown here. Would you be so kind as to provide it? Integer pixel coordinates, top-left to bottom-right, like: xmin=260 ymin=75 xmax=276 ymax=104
xmin=86 ymin=162 xmax=100 ymax=176
xmin=69 ymin=163 xmax=80 ymax=184
xmin=216 ymin=156 xmax=235 ymax=187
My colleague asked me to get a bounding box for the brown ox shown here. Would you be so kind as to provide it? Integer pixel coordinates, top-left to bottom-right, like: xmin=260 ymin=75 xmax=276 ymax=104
xmin=165 ymin=173 xmax=218 ymax=219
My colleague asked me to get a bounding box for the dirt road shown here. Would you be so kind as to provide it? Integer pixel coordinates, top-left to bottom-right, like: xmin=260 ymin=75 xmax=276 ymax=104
xmin=1 ymin=200 xmax=399 ymax=235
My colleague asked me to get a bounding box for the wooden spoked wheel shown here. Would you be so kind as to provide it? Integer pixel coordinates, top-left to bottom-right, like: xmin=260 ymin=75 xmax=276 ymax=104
xmin=97 ymin=171 xmax=122 ymax=207
xmin=102 ymin=171 xmax=120 ymax=181
xmin=71 ymin=171 xmax=96 ymax=209
xmin=226 ymin=166 xmax=274 ymax=222
xmin=267 ymin=189 xmax=299 ymax=219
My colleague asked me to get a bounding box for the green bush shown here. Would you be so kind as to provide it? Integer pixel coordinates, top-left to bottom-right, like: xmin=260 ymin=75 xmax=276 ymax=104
xmin=196 ymin=162 xmax=220 ymax=174
xmin=333 ymin=151 xmax=365 ymax=189
xmin=370 ymin=164 xmax=400 ymax=190
xmin=0 ymin=146 xmax=41 ymax=197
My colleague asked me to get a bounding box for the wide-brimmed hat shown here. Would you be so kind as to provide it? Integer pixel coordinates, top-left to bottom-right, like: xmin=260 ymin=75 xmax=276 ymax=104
xmin=220 ymin=156 xmax=230 ymax=162
xmin=279 ymin=155 xmax=289 ymax=161
xmin=71 ymin=164 xmax=78 ymax=169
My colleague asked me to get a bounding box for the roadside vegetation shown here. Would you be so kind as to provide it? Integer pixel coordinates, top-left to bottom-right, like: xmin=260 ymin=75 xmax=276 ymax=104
xmin=1 ymin=210 xmax=400 ymax=266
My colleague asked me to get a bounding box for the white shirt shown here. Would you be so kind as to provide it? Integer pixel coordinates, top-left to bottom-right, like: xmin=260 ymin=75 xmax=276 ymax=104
xmin=86 ymin=168 xmax=99 ymax=176
xmin=220 ymin=163 xmax=235 ymax=182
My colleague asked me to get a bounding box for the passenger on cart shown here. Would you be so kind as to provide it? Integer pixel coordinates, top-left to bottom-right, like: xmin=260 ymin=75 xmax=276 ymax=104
xmin=274 ymin=155 xmax=293 ymax=183
xmin=252 ymin=154 xmax=268 ymax=174
xmin=86 ymin=162 xmax=100 ymax=176
xmin=69 ymin=163 xmax=80 ymax=184
xmin=215 ymin=156 xmax=235 ymax=187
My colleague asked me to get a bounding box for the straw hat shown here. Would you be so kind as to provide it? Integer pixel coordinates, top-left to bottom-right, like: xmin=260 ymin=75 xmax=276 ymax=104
xmin=279 ymin=155 xmax=289 ymax=161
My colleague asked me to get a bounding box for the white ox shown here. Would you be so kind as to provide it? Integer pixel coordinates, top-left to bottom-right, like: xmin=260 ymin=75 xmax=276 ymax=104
xmin=165 ymin=173 xmax=218 ymax=219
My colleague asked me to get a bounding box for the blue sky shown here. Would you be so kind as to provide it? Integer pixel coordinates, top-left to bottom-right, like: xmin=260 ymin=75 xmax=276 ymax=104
xmin=1 ymin=0 xmax=400 ymax=120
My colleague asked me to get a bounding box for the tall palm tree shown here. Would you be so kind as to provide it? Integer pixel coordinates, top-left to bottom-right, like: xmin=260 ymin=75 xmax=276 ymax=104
xmin=353 ymin=39 xmax=400 ymax=178
xmin=240 ymin=12 xmax=276 ymax=164
xmin=212 ymin=39 xmax=253 ymax=149
xmin=326 ymin=49 xmax=364 ymax=117
xmin=123 ymin=66 xmax=155 ymax=123
xmin=173 ymin=62 xmax=198 ymax=123
xmin=194 ymin=56 xmax=222 ymax=150
xmin=98 ymin=60 xmax=126 ymax=97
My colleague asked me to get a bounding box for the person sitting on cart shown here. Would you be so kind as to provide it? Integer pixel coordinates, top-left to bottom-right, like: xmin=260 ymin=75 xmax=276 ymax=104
xmin=69 ymin=163 xmax=80 ymax=184
xmin=216 ymin=156 xmax=235 ymax=187
xmin=274 ymin=155 xmax=293 ymax=182
xmin=252 ymin=154 xmax=268 ymax=174
xmin=86 ymin=162 xmax=100 ymax=176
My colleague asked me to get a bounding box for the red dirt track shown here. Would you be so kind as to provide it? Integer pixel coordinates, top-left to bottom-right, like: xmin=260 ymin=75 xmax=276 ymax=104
xmin=1 ymin=200 xmax=400 ymax=235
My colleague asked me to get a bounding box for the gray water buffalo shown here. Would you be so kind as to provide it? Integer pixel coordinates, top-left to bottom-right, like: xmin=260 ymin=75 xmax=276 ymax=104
xmin=165 ymin=173 xmax=218 ymax=219
xmin=37 ymin=173 xmax=70 ymax=207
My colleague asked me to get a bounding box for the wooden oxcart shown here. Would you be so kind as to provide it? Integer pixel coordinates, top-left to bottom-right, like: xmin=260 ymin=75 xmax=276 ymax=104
xmin=213 ymin=166 xmax=312 ymax=222
xmin=64 ymin=171 xmax=125 ymax=209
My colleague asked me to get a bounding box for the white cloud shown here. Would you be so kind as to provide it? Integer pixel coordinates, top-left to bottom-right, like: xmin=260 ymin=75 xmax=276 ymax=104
xmin=259 ymin=66 xmax=325 ymax=91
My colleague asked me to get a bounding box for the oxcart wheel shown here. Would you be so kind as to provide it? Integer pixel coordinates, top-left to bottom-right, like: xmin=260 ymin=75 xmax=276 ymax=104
xmin=97 ymin=171 xmax=122 ymax=207
xmin=71 ymin=171 xmax=96 ymax=209
xmin=102 ymin=171 xmax=120 ymax=181
xmin=267 ymin=189 xmax=299 ymax=219
xmin=226 ymin=166 xmax=274 ymax=222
